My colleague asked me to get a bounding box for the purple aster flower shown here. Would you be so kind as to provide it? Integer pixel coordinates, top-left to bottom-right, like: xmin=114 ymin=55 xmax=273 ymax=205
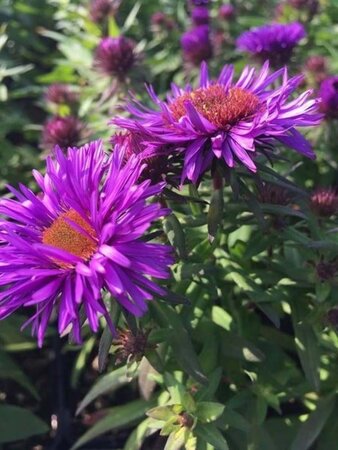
xmin=191 ymin=6 xmax=209 ymax=25
xmin=181 ymin=26 xmax=213 ymax=65
xmin=113 ymin=62 xmax=322 ymax=184
xmin=319 ymin=76 xmax=338 ymax=118
xmin=45 ymin=84 xmax=77 ymax=105
xmin=42 ymin=116 xmax=84 ymax=151
xmin=0 ymin=141 xmax=173 ymax=346
xmin=94 ymin=36 xmax=136 ymax=79
xmin=89 ymin=0 xmax=119 ymax=23
xmin=236 ymin=22 xmax=306 ymax=67
xmin=219 ymin=4 xmax=235 ymax=20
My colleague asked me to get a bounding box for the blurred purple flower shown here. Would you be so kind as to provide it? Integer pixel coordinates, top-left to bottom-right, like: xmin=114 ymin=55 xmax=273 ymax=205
xmin=114 ymin=62 xmax=322 ymax=184
xmin=288 ymin=0 xmax=319 ymax=15
xmin=319 ymin=76 xmax=338 ymax=118
xmin=310 ymin=187 xmax=338 ymax=216
xmin=42 ymin=116 xmax=83 ymax=151
xmin=306 ymin=55 xmax=327 ymax=73
xmin=45 ymin=84 xmax=77 ymax=105
xmin=237 ymin=22 xmax=306 ymax=67
xmin=219 ymin=4 xmax=235 ymax=20
xmin=89 ymin=0 xmax=119 ymax=23
xmin=151 ymin=12 xmax=175 ymax=30
xmin=94 ymin=36 xmax=136 ymax=79
xmin=181 ymin=26 xmax=213 ymax=65
xmin=189 ymin=0 xmax=209 ymax=5
xmin=191 ymin=6 xmax=209 ymax=25
xmin=0 ymin=141 xmax=173 ymax=346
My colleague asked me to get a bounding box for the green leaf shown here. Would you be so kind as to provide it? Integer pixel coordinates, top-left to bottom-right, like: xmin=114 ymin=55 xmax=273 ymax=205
xmin=0 ymin=405 xmax=48 ymax=443
xmin=290 ymin=395 xmax=335 ymax=450
xmin=0 ymin=351 xmax=39 ymax=399
xmin=221 ymin=333 xmax=265 ymax=363
xmin=291 ymin=303 xmax=320 ymax=391
xmin=194 ymin=423 xmax=229 ymax=450
xmin=72 ymin=399 xmax=155 ymax=450
xmin=124 ymin=418 xmax=155 ymax=450
xmin=147 ymin=406 xmax=176 ymax=421
xmin=76 ymin=366 xmax=131 ymax=415
xmin=165 ymin=427 xmax=190 ymax=450
xmin=211 ymin=306 xmax=233 ymax=331
xmin=164 ymin=214 xmax=187 ymax=260
xmin=151 ymin=304 xmax=207 ymax=384
xmin=196 ymin=402 xmax=225 ymax=423
xmin=208 ymin=188 xmax=224 ymax=243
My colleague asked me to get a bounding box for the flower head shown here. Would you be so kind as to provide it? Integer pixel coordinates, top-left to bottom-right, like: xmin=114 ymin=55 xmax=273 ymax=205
xmin=0 ymin=141 xmax=173 ymax=346
xmin=306 ymin=55 xmax=327 ymax=74
xmin=219 ymin=4 xmax=235 ymax=20
xmin=258 ymin=183 xmax=291 ymax=205
xmin=319 ymin=76 xmax=338 ymax=118
xmin=181 ymin=26 xmax=213 ymax=65
xmin=151 ymin=12 xmax=175 ymax=31
xmin=111 ymin=131 xmax=176 ymax=184
xmin=45 ymin=84 xmax=77 ymax=105
xmin=94 ymin=36 xmax=136 ymax=79
xmin=114 ymin=62 xmax=321 ymax=184
xmin=237 ymin=22 xmax=306 ymax=67
xmin=42 ymin=116 xmax=83 ymax=151
xmin=89 ymin=0 xmax=119 ymax=23
xmin=191 ymin=6 xmax=209 ymax=25
xmin=310 ymin=187 xmax=338 ymax=217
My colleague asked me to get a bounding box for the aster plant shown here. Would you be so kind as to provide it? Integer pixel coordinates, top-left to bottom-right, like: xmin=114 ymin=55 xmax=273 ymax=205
xmin=114 ymin=61 xmax=321 ymax=185
xmin=0 ymin=141 xmax=173 ymax=346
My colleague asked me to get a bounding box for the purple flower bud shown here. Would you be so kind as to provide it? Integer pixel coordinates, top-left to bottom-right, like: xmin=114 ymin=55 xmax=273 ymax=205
xmin=45 ymin=84 xmax=77 ymax=105
xmin=112 ymin=132 xmax=172 ymax=184
xmin=306 ymin=55 xmax=327 ymax=73
xmin=316 ymin=261 xmax=337 ymax=281
xmin=181 ymin=26 xmax=213 ymax=65
xmin=89 ymin=0 xmax=118 ymax=23
xmin=310 ymin=187 xmax=338 ymax=216
xmin=94 ymin=36 xmax=136 ymax=79
xmin=191 ymin=6 xmax=209 ymax=25
xmin=219 ymin=4 xmax=235 ymax=20
xmin=42 ymin=116 xmax=83 ymax=151
xmin=258 ymin=183 xmax=291 ymax=205
xmin=319 ymin=76 xmax=338 ymax=118
xmin=150 ymin=12 xmax=175 ymax=30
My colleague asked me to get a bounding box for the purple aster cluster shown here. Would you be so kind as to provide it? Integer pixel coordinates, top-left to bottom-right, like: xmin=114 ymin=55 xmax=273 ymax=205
xmin=0 ymin=141 xmax=173 ymax=346
xmin=237 ymin=22 xmax=306 ymax=67
xmin=319 ymin=76 xmax=338 ymax=118
xmin=114 ymin=62 xmax=322 ymax=184
xmin=94 ymin=36 xmax=136 ymax=79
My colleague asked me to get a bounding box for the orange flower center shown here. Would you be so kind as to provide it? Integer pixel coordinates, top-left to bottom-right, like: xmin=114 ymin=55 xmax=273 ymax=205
xmin=42 ymin=209 xmax=97 ymax=266
xmin=170 ymin=84 xmax=260 ymax=129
